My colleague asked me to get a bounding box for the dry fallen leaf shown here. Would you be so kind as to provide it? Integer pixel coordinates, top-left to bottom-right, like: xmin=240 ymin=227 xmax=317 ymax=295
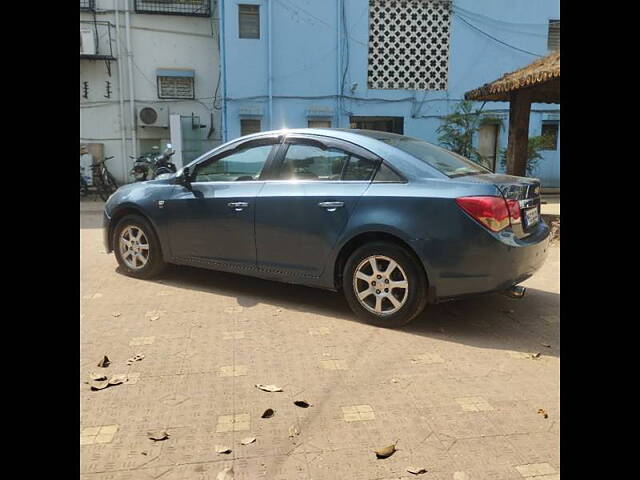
xmin=407 ymin=466 xmax=428 ymax=475
xmin=90 ymin=379 xmax=109 ymax=390
xmin=215 ymin=445 xmax=232 ymax=454
xmin=374 ymin=441 xmax=398 ymax=459
xmin=261 ymin=408 xmax=275 ymax=418
xmin=127 ymin=353 xmax=145 ymax=365
xmin=147 ymin=430 xmax=170 ymax=441
xmin=216 ymin=466 xmax=234 ymax=480
xmin=255 ymin=384 xmax=283 ymax=392
xmin=537 ymin=408 xmax=548 ymax=419
xmin=97 ymin=355 xmax=111 ymax=368
xmin=108 ymin=374 xmax=127 ymax=385
xmin=293 ymin=400 xmax=312 ymax=408
xmin=240 ymin=436 xmax=256 ymax=445
xmin=288 ymin=425 xmax=300 ymax=437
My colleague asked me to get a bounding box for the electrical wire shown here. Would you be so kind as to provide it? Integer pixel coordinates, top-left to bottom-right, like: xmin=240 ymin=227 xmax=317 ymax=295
xmin=454 ymin=13 xmax=544 ymax=57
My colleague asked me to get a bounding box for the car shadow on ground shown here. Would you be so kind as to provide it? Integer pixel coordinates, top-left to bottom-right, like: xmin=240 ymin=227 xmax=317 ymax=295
xmin=132 ymin=263 xmax=560 ymax=358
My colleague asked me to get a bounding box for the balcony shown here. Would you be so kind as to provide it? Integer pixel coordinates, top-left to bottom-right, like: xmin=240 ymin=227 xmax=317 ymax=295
xmin=80 ymin=21 xmax=116 ymax=61
xmin=135 ymin=0 xmax=211 ymax=17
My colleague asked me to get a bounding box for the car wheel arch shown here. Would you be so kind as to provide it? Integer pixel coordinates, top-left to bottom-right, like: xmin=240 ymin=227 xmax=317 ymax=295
xmin=332 ymin=230 xmax=430 ymax=292
xmin=108 ymin=204 xmax=160 ymax=254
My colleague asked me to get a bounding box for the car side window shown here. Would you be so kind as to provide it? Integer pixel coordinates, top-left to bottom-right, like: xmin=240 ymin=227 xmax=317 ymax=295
xmin=343 ymin=156 xmax=378 ymax=181
xmin=193 ymin=144 xmax=273 ymax=182
xmin=278 ymin=144 xmax=349 ymax=181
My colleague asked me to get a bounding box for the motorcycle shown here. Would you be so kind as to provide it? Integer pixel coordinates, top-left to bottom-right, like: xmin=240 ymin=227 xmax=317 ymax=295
xmin=130 ymin=145 xmax=177 ymax=181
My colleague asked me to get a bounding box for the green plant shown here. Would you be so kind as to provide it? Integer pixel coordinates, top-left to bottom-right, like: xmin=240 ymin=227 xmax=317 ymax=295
xmin=436 ymin=100 xmax=483 ymax=163
xmin=499 ymin=134 xmax=554 ymax=176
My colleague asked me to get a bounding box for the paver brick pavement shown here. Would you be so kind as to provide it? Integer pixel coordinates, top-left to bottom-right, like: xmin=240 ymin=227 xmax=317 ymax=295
xmin=81 ymin=206 xmax=559 ymax=479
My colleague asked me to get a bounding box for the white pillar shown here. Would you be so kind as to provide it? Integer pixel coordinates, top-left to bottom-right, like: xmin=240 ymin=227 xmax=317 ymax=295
xmin=170 ymin=114 xmax=184 ymax=169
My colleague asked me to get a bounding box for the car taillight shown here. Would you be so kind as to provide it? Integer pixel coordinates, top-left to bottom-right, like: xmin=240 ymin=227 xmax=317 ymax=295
xmin=455 ymin=196 xmax=510 ymax=232
xmin=505 ymin=199 xmax=521 ymax=225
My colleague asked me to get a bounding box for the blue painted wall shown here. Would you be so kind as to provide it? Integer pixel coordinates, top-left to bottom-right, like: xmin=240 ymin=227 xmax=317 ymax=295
xmin=220 ymin=0 xmax=560 ymax=188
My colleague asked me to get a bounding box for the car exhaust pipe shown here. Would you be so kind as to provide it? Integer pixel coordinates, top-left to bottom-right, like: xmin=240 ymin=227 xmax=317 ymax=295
xmin=504 ymin=285 xmax=526 ymax=299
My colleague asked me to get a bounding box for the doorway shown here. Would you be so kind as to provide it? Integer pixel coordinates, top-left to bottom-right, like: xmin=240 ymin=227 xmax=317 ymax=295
xmin=477 ymin=123 xmax=500 ymax=171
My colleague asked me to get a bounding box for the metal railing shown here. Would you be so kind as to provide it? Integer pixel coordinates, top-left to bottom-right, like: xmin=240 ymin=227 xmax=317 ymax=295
xmin=134 ymin=0 xmax=211 ymax=17
xmin=80 ymin=21 xmax=116 ymax=60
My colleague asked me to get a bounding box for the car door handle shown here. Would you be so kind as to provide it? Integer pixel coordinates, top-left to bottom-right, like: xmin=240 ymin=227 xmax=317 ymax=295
xmin=318 ymin=201 xmax=344 ymax=212
xmin=228 ymin=201 xmax=249 ymax=211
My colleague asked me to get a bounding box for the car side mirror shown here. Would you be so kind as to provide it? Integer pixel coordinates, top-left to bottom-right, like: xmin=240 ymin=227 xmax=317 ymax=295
xmin=179 ymin=167 xmax=192 ymax=188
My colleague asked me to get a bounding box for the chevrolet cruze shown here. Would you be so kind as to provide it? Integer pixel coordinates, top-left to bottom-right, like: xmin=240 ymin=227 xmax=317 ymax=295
xmin=103 ymin=129 xmax=549 ymax=328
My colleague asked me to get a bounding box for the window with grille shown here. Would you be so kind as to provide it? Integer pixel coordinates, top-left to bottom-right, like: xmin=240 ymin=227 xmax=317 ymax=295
xmin=241 ymin=119 xmax=261 ymax=136
xmin=547 ymin=19 xmax=560 ymax=51
xmin=239 ymin=5 xmax=260 ymax=39
xmin=135 ymin=0 xmax=210 ymax=17
xmin=80 ymin=0 xmax=95 ymax=11
xmin=157 ymin=75 xmax=194 ymax=99
xmin=368 ymin=0 xmax=452 ymax=90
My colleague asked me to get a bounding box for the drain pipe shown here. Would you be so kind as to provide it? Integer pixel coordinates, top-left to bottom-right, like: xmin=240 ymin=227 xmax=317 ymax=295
xmin=219 ymin=0 xmax=228 ymax=142
xmin=335 ymin=0 xmax=341 ymax=128
xmin=124 ymin=0 xmax=137 ymax=160
xmin=114 ymin=0 xmax=127 ymax=182
xmin=267 ymin=0 xmax=273 ymax=129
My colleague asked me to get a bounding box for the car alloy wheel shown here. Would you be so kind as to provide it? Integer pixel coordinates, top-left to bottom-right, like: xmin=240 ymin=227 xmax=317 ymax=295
xmin=119 ymin=225 xmax=150 ymax=270
xmin=352 ymin=255 xmax=409 ymax=316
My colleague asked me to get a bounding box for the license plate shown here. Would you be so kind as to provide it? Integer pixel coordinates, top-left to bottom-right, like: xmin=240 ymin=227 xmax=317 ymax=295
xmin=524 ymin=207 xmax=539 ymax=228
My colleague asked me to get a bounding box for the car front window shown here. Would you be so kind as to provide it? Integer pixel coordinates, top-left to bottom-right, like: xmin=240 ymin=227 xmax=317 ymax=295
xmin=193 ymin=144 xmax=274 ymax=182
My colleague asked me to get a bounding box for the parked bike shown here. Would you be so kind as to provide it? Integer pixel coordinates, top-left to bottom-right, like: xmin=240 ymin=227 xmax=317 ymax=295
xmin=80 ymin=168 xmax=89 ymax=198
xmin=91 ymin=156 xmax=119 ymax=201
xmin=130 ymin=145 xmax=177 ymax=182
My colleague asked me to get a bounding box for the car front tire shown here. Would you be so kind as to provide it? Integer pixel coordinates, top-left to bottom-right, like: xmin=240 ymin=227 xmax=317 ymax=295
xmin=343 ymin=241 xmax=428 ymax=328
xmin=113 ymin=214 xmax=166 ymax=279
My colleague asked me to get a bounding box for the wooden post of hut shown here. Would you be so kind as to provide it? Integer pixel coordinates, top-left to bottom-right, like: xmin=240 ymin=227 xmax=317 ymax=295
xmin=464 ymin=52 xmax=560 ymax=177
xmin=506 ymin=89 xmax=532 ymax=176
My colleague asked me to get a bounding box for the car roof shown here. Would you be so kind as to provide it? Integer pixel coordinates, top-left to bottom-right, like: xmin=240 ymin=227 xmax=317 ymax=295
xmin=192 ymin=128 xmax=448 ymax=181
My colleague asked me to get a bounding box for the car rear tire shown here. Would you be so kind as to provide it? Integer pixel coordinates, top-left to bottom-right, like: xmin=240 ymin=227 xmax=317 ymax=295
xmin=343 ymin=241 xmax=428 ymax=328
xmin=113 ymin=214 xmax=166 ymax=279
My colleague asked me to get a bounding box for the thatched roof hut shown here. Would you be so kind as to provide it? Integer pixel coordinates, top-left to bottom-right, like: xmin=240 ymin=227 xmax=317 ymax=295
xmin=464 ymin=52 xmax=560 ymax=177
xmin=465 ymin=52 xmax=560 ymax=103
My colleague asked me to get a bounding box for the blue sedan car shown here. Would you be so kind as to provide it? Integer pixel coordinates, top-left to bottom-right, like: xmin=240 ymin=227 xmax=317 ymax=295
xmin=103 ymin=128 xmax=549 ymax=327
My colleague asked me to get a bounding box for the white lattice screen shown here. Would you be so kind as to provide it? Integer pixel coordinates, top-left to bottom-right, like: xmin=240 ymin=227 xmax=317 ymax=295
xmin=368 ymin=0 xmax=452 ymax=90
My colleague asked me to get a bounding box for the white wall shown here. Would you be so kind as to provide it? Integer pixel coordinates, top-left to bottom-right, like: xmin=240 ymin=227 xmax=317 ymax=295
xmin=80 ymin=0 xmax=221 ymax=184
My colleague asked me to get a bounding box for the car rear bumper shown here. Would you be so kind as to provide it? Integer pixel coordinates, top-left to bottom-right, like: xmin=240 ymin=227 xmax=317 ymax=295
xmin=422 ymin=220 xmax=550 ymax=300
xmin=103 ymin=210 xmax=112 ymax=253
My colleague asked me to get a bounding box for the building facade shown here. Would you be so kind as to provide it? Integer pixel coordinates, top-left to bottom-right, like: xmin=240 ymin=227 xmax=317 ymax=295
xmin=219 ymin=0 xmax=560 ymax=188
xmin=80 ymin=0 xmax=221 ymax=184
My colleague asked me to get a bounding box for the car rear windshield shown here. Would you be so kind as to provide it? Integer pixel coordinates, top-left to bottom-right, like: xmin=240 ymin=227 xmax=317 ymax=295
xmin=356 ymin=130 xmax=490 ymax=178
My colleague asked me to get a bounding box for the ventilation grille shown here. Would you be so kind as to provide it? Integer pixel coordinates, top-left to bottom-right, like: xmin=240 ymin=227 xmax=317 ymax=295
xmin=368 ymin=0 xmax=452 ymax=90
xmin=158 ymin=76 xmax=194 ymax=99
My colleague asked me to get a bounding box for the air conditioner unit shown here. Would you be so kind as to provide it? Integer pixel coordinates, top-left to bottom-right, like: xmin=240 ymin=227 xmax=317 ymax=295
xmin=137 ymin=103 xmax=170 ymax=128
xmin=80 ymin=28 xmax=96 ymax=55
